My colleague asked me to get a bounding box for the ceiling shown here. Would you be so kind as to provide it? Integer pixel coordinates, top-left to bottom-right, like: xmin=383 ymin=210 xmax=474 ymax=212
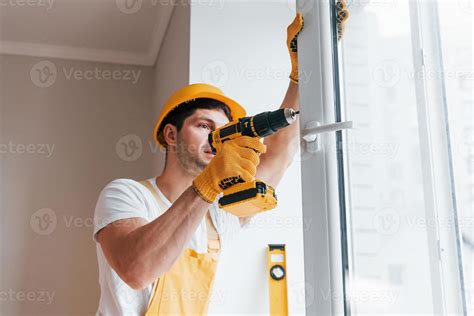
xmin=0 ymin=0 xmax=175 ymax=66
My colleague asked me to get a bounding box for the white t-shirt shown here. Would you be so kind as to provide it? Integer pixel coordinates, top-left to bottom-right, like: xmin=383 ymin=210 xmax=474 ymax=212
xmin=92 ymin=177 xmax=244 ymax=316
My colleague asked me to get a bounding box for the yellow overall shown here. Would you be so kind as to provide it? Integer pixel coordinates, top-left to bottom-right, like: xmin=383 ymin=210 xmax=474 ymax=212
xmin=139 ymin=180 xmax=221 ymax=316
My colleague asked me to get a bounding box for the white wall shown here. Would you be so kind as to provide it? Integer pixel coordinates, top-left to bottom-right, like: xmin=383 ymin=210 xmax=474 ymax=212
xmin=190 ymin=1 xmax=306 ymax=314
xmin=152 ymin=3 xmax=191 ymax=174
xmin=0 ymin=3 xmax=192 ymax=314
xmin=0 ymin=54 xmax=154 ymax=315
xmin=0 ymin=1 xmax=195 ymax=313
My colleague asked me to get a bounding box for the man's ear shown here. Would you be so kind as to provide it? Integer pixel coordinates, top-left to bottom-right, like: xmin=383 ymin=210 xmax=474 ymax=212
xmin=162 ymin=123 xmax=178 ymax=147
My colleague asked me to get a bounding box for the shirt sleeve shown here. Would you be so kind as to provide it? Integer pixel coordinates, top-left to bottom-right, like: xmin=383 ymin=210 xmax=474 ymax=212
xmin=92 ymin=178 xmax=150 ymax=243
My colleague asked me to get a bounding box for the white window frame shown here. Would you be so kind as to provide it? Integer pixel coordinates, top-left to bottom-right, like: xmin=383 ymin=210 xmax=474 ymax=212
xmin=408 ymin=0 xmax=467 ymax=314
xmin=298 ymin=0 xmax=467 ymax=314
xmin=298 ymin=0 xmax=346 ymax=314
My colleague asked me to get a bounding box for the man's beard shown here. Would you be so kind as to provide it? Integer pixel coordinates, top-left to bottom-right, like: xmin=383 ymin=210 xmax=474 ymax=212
xmin=176 ymin=134 xmax=208 ymax=177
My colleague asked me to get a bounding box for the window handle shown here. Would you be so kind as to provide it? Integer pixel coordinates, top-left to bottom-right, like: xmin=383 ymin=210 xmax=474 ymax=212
xmin=302 ymin=120 xmax=353 ymax=153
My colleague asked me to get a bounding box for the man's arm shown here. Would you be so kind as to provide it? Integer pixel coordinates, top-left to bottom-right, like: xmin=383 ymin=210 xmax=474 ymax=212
xmin=256 ymin=81 xmax=300 ymax=187
xmin=97 ymin=136 xmax=265 ymax=289
xmin=255 ymin=11 xmax=303 ymax=187
xmin=97 ymin=186 xmax=209 ymax=290
xmin=239 ymin=13 xmax=303 ymax=227
xmin=239 ymin=81 xmax=300 ymax=227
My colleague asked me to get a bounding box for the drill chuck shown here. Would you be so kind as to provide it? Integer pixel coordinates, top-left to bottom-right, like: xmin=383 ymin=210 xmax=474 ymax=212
xmin=209 ymin=108 xmax=299 ymax=154
xmin=242 ymin=108 xmax=298 ymax=138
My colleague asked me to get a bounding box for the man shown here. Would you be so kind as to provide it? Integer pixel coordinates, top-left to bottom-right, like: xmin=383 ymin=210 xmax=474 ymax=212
xmin=92 ymin=13 xmax=303 ymax=315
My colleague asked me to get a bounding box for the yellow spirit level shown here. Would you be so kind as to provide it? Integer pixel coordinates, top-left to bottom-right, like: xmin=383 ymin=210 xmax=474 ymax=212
xmin=268 ymin=244 xmax=289 ymax=316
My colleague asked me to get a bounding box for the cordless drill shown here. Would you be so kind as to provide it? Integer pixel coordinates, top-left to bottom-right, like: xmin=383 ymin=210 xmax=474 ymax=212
xmin=209 ymin=108 xmax=299 ymax=217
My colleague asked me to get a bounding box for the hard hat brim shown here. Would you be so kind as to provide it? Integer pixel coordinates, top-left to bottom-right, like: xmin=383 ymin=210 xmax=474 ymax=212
xmin=153 ymin=90 xmax=247 ymax=148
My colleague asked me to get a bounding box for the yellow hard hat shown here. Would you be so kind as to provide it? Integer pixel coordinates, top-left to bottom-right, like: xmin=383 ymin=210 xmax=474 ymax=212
xmin=153 ymin=83 xmax=247 ymax=147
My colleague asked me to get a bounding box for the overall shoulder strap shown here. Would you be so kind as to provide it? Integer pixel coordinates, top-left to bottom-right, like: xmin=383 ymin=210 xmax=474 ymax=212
xmin=138 ymin=179 xmax=167 ymax=309
xmin=206 ymin=210 xmax=221 ymax=254
xmin=138 ymin=179 xmax=168 ymax=211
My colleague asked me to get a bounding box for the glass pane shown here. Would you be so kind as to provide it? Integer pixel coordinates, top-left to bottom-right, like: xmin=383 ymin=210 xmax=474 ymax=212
xmin=339 ymin=0 xmax=436 ymax=313
xmin=438 ymin=0 xmax=473 ymax=312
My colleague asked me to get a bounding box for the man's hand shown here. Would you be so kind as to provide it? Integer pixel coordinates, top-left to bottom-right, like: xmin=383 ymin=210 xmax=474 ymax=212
xmin=287 ymin=12 xmax=304 ymax=84
xmin=336 ymin=0 xmax=350 ymax=41
xmin=193 ymin=136 xmax=267 ymax=203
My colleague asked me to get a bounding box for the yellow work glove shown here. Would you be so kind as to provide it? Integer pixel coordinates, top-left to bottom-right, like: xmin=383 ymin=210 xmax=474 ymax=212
xmin=287 ymin=12 xmax=304 ymax=84
xmin=192 ymin=136 xmax=267 ymax=203
xmin=336 ymin=0 xmax=350 ymax=41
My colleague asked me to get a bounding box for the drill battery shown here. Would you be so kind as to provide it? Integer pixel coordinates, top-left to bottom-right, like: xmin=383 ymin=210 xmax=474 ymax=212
xmin=218 ymin=179 xmax=277 ymax=217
